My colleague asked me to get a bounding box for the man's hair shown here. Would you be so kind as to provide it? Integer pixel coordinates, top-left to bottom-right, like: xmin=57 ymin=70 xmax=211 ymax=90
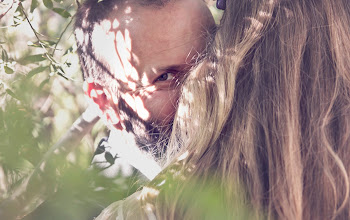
xmin=74 ymin=0 xmax=169 ymax=89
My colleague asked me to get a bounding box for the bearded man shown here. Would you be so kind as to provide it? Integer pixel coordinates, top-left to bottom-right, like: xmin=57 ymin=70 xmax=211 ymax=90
xmin=74 ymin=0 xmax=215 ymax=179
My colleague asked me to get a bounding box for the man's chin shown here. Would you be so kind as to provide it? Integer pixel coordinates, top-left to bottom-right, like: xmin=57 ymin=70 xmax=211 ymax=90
xmin=133 ymin=122 xmax=172 ymax=160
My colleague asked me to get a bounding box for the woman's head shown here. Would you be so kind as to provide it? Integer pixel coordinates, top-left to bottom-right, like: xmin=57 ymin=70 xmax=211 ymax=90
xmin=163 ymin=0 xmax=350 ymax=219
xmin=97 ymin=0 xmax=350 ymax=219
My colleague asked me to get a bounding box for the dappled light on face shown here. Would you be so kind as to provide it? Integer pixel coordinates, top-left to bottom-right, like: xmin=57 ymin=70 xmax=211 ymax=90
xmin=132 ymin=53 xmax=140 ymax=66
xmin=80 ymin=7 xmax=90 ymax=28
xmin=140 ymin=85 xmax=157 ymax=98
xmin=122 ymin=93 xmax=150 ymax=121
xmin=124 ymin=6 xmax=132 ymax=14
xmin=112 ymin=19 xmax=120 ymax=29
xmin=74 ymin=27 xmax=89 ymax=52
xmin=90 ymin=88 xmax=103 ymax=99
xmin=141 ymin=72 xmax=151 ymax=85
xmin=126 ymin=80 xmax=137 ymax=91
xmin=91 ymin=22 xmax=123 ymax=73
xmin=101 ymin=19 xmax=112 ymax=32
xmin=115 ymin=29 xmax=140 ymax=83
xmin=135 ymin=96 xmax=150 ymax=120
xmin=124 ymin=29 xmax=132 ymax=53
xmin=115 ymin=30 xmax=131 ymax=65
xmin=124 ymin=16 xmax=134 ymax=25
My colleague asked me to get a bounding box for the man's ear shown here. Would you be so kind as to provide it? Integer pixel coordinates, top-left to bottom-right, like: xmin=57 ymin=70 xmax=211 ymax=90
xmin=83 ymin=81 xmax=123 ymax=130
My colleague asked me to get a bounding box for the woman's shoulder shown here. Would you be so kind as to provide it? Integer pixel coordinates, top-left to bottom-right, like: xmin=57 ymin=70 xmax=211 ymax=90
xmin=95 ymin=187 xmax=159 ymax=220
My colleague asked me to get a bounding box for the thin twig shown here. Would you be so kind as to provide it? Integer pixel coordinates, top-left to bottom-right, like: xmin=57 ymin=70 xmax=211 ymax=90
xmin=51 ymin=15 xmax=75 ymax=57
xmin=76 ymin=0 xmax=81 ymax=8
xmin=20 ymin=3 xmax=71 ymax=79
xmin=19 ymin=3 xmax=48 ymax=53
xmin=0 ymin=0 xmax=15 ymax=20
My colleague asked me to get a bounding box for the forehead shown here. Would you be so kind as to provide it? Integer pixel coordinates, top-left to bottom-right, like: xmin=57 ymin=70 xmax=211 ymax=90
xmin=92 ymin=0 xmax=213 ymax=82
xmin=127 ymin=1 xmax=209 ymax=62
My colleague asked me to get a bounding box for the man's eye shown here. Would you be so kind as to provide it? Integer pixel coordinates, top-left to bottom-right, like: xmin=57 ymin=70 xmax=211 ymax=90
xmin=155 ymin=72 xmax=176 ymax=82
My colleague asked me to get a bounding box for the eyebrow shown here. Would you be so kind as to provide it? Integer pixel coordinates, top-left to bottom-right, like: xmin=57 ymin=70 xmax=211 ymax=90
xmin=157 ymin=64 xmax=192 ymax=73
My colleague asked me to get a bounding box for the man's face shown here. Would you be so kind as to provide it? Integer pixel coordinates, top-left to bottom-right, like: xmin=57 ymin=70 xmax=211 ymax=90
xmin=91 ymin=0 xmax=215 ymax=150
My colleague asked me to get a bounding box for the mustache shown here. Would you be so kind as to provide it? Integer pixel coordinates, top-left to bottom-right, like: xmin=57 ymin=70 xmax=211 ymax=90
xmin=117 ymin=98 xmax=172 ymax=158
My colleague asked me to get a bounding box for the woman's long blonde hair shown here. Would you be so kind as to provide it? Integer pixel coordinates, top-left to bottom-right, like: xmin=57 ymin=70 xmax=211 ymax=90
xmin=138 ymin=0 xmax=350 ymax=219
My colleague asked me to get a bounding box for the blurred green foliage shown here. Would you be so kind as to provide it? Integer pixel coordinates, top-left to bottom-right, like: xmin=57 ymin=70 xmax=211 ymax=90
xmin=0 ymin=0 xmax=77 ymax=172
xmin=0 ymin=1 xmax=125 ymax=219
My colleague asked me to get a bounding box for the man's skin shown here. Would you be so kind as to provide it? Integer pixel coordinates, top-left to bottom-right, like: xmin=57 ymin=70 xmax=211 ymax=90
xmin=83 ymin=0 xmax=215 ymax=158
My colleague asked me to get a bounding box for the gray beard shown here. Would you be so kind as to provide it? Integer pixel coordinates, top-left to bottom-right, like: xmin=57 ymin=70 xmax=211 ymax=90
xmin=134 ymin=122 xmax=171 ymax=159
xmin=118 ymin=99 xmax=172 ymax=159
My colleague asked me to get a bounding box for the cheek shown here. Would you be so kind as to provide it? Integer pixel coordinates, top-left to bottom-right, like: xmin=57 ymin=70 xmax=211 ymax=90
xmin=143 ymin=89 xmax=180 ymax=124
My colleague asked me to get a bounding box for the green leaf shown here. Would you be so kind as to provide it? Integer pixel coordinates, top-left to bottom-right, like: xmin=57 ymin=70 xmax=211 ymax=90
xmin=13 ymin=158 xmax=34 ymax=173
xmin=15 ymin=4 xmax=23 ymax=15
xmin=2 ymin=49 xmax=8 ymax=62
xmin=4 ymin=66 xmax=14 ymax=74
xmin=42 ymin=40 xmax=57 ymax=46
xmin=27 ymin=66 xmax=49 ymax=78
xmin=27 ymin=42 xmax=41 ymax=48
xmin=39 ymin=78 xmax=50 ymax=89
xmin=28 ymin=40 xmax=56 ymax=48
xmin=55 ymin=67 xmax=69 ymax=80
xmin=21 ymin=54 xmax=46 ymax=64
xmin=43 ymin=0 xmax=53 ymax=9
xmin=52 ymin=8 xmax=71 ymax=18
xmin=5 ymin=89 xmax=20 ymax=100
xmin=30 ymin=0 xmax=39 ymax=12
xmin=63 ymin=46 xmax=73 ymax=56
